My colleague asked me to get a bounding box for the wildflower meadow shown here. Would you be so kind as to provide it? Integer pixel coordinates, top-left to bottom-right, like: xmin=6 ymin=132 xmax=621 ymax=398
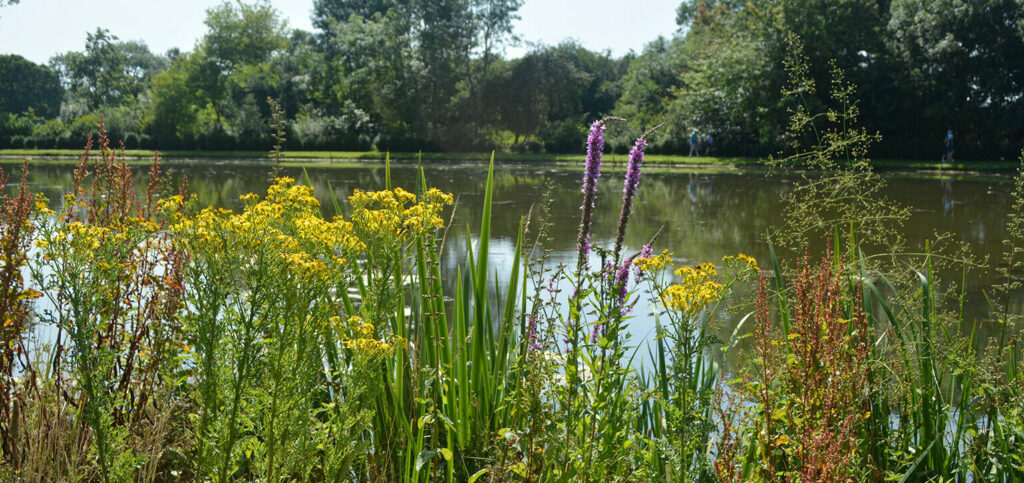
xmin=0 ymin=106 xmax=1020 ymax=481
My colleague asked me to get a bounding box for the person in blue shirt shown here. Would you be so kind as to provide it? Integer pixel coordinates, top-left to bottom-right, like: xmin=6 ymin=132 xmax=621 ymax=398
xmin=689 ymin=129 xmax=700 ymax=157
xmin=943 ymin=129 xmax=954 ymax=163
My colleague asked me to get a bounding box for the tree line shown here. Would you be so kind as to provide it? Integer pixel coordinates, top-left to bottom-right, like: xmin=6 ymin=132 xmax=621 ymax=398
xmin=1 ymin=0 xmax=1022 ymax=159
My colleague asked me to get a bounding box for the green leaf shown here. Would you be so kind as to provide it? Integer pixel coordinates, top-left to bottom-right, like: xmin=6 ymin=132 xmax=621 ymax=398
xmin=439 ymin=448 xmax=453 ymax=461
xmin=468 ymin=469 xmax=489 ymax=483
xmin=415 ymin=450 xmax=436 ymax=471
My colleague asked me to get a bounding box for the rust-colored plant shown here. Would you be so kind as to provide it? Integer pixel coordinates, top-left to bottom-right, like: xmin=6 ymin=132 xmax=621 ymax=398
xmin=787 ymin=250 xmax=871 ymax=481
xmin=0 ymin=161 xmax=45 ymax=466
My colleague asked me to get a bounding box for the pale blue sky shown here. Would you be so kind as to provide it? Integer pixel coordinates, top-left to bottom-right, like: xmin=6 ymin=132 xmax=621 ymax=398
xmin=0 ymin=0 xmax=682 ymax=65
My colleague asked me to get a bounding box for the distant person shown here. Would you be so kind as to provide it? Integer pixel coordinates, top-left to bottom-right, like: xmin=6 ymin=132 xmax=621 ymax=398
xmin=704 ymin=133 xmax=714 ymax=155
xmin=943 ymin=128 xmax=954 ymax=163
xmin=689 ymin=129 xmax=700 ymax=157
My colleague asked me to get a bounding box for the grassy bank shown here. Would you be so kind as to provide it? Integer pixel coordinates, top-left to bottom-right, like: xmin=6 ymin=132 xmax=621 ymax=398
xmin=2 ymin=148 xmax=1018 ymax=172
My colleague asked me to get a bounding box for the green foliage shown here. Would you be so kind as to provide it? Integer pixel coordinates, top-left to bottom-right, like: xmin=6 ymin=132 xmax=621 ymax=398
xmin=3 ymin=0 xmax=1024 ymax=157
xmin=0 ymin=55 xmax=62 ymax=118
xmin=611 ymin=37 xmax=685 ymax=149
xmin=887 ymin=0 xmax=1024 ymax=151
xmin=50 ymin=28 xmax=167 ymax=111
xmin=145 ymin=57 xmax=209 ymax=141
xmin=493 ymin=42 xmax=625 ymax=151
xmin=312 ymin=0 xmax=399 ymax=31
xmin=202 ymin=0 xmax=287 ymax=71
xmin=705 ymin=35 xmax=1024 ymax=482
xmin=20 ymin=131 xmax=183 ymax=480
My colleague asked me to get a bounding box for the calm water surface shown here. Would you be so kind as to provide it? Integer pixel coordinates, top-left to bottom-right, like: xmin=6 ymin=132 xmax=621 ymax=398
xmin=7 ymin=159 xmax=1022 ymax=363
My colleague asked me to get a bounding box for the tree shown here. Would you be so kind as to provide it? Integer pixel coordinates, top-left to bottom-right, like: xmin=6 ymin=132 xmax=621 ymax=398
xmin=410 ymin=0 xmax=477 ymax=139
xmin=145 ymin=56 xmax=209 ymax=143
xmin=192 ymin=0 xmax=288 ymax=128
xmin=270 ymin=30 xmax=322 ymax=118
xmin=492 ymin=42 xmax=593 ymax=145
xmin=0 ymin=55 xmax=62 ymax=118
xmin=466 ymin=0 xmax=523 ymax=128
xmin=313 ymin=9 xmax=416 ymax=139
xmin=625 ymin=0 xmax=888 ymax=154
xmin=312 ymin=0 xmax=399 ymax=33
xmin=612 ymin=37 xmax=685 ymax=147
xmin=202 ymin=0 xmax=288 ymax=71
xmin=49 ymin=28 xmax=167 ymax=111
xmin=886 ymin=0 xmax=1024 ymax=155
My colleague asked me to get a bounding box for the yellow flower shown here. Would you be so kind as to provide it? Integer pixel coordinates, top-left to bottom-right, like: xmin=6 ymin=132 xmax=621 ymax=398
xmin=33 ymin=198 xmax=55 ymax=215
xmin=634 ymin=249 xmax=673 ymax=272
xmin=346 ymin=316 xmax=374 ymax=336
xmin=660 ymin=262 xmax=724 ymax=315
xmin=349 ymin=187 xmax=452 ymax=248
xmin=344 ymin=337 xmax=394 ymax=355
xmin=723 ymin=253 xmax=758 ymax=271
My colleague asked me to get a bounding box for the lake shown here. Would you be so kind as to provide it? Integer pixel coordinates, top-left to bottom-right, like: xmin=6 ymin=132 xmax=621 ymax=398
xmin=6 ymin=159 xmax=1022 ymax=365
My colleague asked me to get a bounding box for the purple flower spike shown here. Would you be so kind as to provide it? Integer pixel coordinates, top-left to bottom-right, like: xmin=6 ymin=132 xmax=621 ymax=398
xmin=612 ymin=137 xmax=647 ymax=262
xmin=576 ymin=120 xmax=605 ymax=273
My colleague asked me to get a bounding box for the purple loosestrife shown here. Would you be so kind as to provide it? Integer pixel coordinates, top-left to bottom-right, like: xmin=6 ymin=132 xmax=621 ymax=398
xmin=576 ymin=120 xmax=605 ymax=273
xmin=527 ymin=314 xmax=543 ymax=351
xmin=612 ymin=137 xmax=647 ymax=264
xmin=613 ymin=256 xmax=633 ymax=308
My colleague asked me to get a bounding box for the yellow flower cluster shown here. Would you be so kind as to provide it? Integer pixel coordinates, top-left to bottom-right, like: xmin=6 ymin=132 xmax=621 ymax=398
xmin=33 ymin=196 xmax=55 ymax=216
xmin=634 ymin=249 xmax=674 ymax=272
xmin=172 ymin=178 xmax=363 ymax=283
xmin=348 ymin=187 xmax=453 ymax=245
xmin=660 ymin=262 xmax=724 ymax=315
xmin=335 ymin=315 xmax=405 ymax=356
xmin=156 ymin=194 xmax=188 ymax=218
xmin=723 ymin=253 xmax=758 ymax=271
xmin=345 ymin=337 xmax=398 ymax=354
xmin=171 ymin=207 xmax=232 ymax=248
xmin=263 ymin=177 xmax=322 ymax=216
xmin=48 ymin=222 xmax=129 ymax=255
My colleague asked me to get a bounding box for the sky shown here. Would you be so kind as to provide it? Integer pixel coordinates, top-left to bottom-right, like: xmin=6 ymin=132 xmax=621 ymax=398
xmin=0 ymin=0 xmax=681 ymax=65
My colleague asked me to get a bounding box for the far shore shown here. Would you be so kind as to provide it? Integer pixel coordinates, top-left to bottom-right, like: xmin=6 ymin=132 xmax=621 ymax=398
xmin=1 ymin=148 xmax=1019 ymax=173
